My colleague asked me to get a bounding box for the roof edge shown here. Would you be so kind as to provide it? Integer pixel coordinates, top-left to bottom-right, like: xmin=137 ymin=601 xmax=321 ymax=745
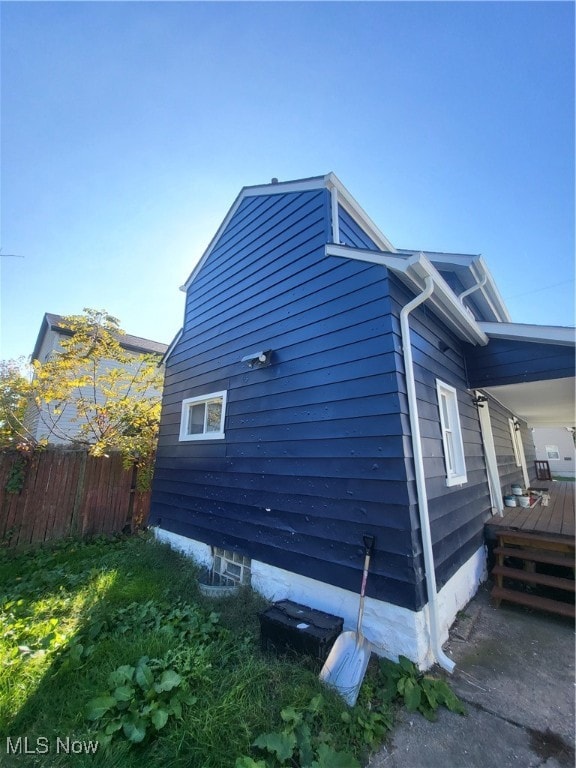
xmin=31 ymin=313 xmax=168 ymax=361
xmin=478 ymin=321 xmax=576 ymax=346
xmin=161 ymin=328 xmax=183 ymax=364
xmin=325 ymin=244 xmax=488 ymax=345
xmin=180 ymin=173 xmax=400 ymax=292
xmin=326 ymin=173 xmax=397 ymax=253
xmin=180 ymin=175 xmax=334 ymax=292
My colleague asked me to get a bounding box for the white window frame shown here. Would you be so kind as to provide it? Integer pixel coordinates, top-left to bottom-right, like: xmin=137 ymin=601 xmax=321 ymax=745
xmin=546 ymin=445 xmax=560 ymax=461
xmin=179 ymin=390 xmax=227 ymax=441
xmin=436 ymin=380 xmax=467 ymax=486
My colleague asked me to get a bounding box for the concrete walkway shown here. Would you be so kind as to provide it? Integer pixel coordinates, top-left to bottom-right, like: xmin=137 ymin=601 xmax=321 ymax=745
xmin=369 ymin=583 xmax=575 ymax=768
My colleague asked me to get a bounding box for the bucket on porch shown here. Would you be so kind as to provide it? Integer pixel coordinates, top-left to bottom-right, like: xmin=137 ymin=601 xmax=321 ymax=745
xmin=503 ymin=495 xmax=517 ymax=507
xmin=518 ymin=496 xmax=531 ymax=508
xmin=511 ymin=484 xmax=523 ymax=496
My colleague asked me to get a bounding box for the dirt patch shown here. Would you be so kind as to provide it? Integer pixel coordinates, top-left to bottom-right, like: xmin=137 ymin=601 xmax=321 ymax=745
xmin=528 ymin=727 xmax=575 ymax=768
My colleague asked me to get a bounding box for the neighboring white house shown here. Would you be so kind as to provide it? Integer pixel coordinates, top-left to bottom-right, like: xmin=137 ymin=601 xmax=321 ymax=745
xmin=27 ymin=312 xmax=168 ymax=445
xmin=532 ymin=427 xmax=576 ymax=479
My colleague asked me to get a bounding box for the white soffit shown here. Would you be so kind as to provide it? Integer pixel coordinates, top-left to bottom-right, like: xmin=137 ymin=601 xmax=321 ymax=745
xmin=478 ymin=322 xmax=576 ymax=346
xmin=484 ymin=378 xmax=576 ymax=427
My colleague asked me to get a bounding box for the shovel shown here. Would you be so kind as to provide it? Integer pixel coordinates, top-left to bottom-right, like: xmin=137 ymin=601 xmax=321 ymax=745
xmin=319 ymin=535 xmax=375 ymax=706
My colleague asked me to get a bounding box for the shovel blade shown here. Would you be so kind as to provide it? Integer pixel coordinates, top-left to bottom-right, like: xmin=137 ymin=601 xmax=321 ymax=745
xmin=319 ymin=631 xmax=372 ymax=707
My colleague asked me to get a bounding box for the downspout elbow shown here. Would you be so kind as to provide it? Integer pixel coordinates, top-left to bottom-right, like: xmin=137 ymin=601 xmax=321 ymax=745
xmin=400 ymin=276 xmax=455 ymax=674
xmin=458 ymin=273 xmax=487 ymax=302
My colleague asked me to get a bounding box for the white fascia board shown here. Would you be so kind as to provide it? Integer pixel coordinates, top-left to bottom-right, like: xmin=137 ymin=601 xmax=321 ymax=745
xmin=180 ymin=173 xmax=399 ymax=293
xmin=410 ymin=251 xmax=511 ymax=323
xmin=469 ymin=256 xmax=511 ymax=323
xmin=326 ymin=173 xmax=397 ymax=253
xmin=180 ymin=188 xmax=246 ymax=292
xmin=180 ymin=176 xmax=330 ymax=292
xmin=161 ymin=328 xmax=183 ymax=364
xmin=406 ymin=254 xmax=488 ymax=344
xmin=478 ymin=321 xmax=576 ymax=346
xmin=241 ymin=175 xmax=328 ymax=197
xmin=326 ymin=244 xmax=488 ymax=345
xmin=418 ymin=251 xmax=478 ymax=267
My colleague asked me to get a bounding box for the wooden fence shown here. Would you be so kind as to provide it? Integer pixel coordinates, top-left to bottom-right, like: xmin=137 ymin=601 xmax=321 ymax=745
xmin=0 ymin=449 xmax=152 ymax=549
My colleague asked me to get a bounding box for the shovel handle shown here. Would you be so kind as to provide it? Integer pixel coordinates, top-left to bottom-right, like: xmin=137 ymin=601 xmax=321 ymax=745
xmin=359 ymin=541 xmax=373 ymax=599
xmin=357 ymin=535 xmax=375 ymax=637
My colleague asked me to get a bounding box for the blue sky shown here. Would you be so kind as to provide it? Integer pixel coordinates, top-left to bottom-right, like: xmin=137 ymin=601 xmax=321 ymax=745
xmin=1 ymin=1 xmax=574 ymax=362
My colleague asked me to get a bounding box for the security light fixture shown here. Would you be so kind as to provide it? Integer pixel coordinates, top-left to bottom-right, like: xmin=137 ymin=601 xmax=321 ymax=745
xmin=241 ymin=350 xmax=272 ymax=368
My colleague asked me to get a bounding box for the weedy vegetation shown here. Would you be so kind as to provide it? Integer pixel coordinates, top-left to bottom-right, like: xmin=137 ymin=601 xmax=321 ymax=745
xmin=0 ymin=534 xmax=465 ymax=767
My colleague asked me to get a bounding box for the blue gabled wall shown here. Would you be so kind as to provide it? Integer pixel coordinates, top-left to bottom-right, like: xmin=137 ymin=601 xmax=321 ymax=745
xmin=152 ymin=188 xmax=425 ymax=610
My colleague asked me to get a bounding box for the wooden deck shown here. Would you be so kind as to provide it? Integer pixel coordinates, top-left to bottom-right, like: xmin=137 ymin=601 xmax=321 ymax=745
xmin=486 ymin=481 xmax=575 ymax=540
xmin=486 ymin=482 xmax=575 ymax=618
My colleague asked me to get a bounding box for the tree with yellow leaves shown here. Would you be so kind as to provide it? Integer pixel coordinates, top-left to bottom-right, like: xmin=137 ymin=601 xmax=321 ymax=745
xmin=1 ymin=310 xmax=164 ymax=479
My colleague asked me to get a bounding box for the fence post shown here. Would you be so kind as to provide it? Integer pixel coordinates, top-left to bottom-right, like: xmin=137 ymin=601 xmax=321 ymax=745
xmin=69 ymin=450 xmax=88 ymax=537
xmin=124 ymin=461 xmax=138 ymax=534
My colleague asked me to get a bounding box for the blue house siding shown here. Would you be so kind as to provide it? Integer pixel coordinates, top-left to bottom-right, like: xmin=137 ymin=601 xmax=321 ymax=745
xmin=338 ymin=206 xmax=380 ymax=250
xmin=482 ymin=394 xmax=536 ymax=491
xmin=151 ymin=175 xmax=574 ymax=669
xmin=466 ymin=338 xmax=575 ymax=387
xmin=387 ymin=278 xmax=492 ymax=599
xmin=151 ymin=188 xmax=425 ymax=610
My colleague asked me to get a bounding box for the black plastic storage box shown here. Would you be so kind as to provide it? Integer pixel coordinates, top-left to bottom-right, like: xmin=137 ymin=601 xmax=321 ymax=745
xmin=259 ymin=600 xmax=344 ymax=662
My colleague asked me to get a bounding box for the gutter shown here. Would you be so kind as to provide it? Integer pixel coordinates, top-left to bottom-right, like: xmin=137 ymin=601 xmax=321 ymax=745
xmin=325 ymin=244 xmax=488 ymax=346
xmin=400 ymin=276 xmax=456 ymax=674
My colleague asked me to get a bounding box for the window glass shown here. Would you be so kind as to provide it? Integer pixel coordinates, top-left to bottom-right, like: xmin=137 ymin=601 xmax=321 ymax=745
xmin=206 ymin=400 xmax=222 ymax=432
xmin=188 ymin=403 xmax=206 ymax=434
xmin=179 ymin=391 xmax=227 ymax=441
xmin=436 ymin=380 xmax=467 ymax=486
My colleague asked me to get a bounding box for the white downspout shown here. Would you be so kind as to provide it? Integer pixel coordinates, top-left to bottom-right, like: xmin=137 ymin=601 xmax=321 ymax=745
xmin=400 ymin=276 xmax=455 ymax=673
xmin=458 ymin=273 xmax=487 ymax=302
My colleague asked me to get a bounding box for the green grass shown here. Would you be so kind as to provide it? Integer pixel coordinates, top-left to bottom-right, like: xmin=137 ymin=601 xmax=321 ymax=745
xmin=0 ymin=534 xmax=398 ymax=767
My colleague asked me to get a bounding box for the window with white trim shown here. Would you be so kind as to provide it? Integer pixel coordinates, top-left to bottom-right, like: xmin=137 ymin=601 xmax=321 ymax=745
xmin=179 ymin=391 xmax=227 ymax=441
xmin=546 ymin=445 xmax=560 ymax=460
xmin=436 ymin=380 xmax=467 ymax=486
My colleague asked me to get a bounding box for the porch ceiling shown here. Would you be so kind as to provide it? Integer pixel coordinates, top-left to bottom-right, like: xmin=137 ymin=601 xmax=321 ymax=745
xmin=482 ymin=377 xmax=576 ymax=427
